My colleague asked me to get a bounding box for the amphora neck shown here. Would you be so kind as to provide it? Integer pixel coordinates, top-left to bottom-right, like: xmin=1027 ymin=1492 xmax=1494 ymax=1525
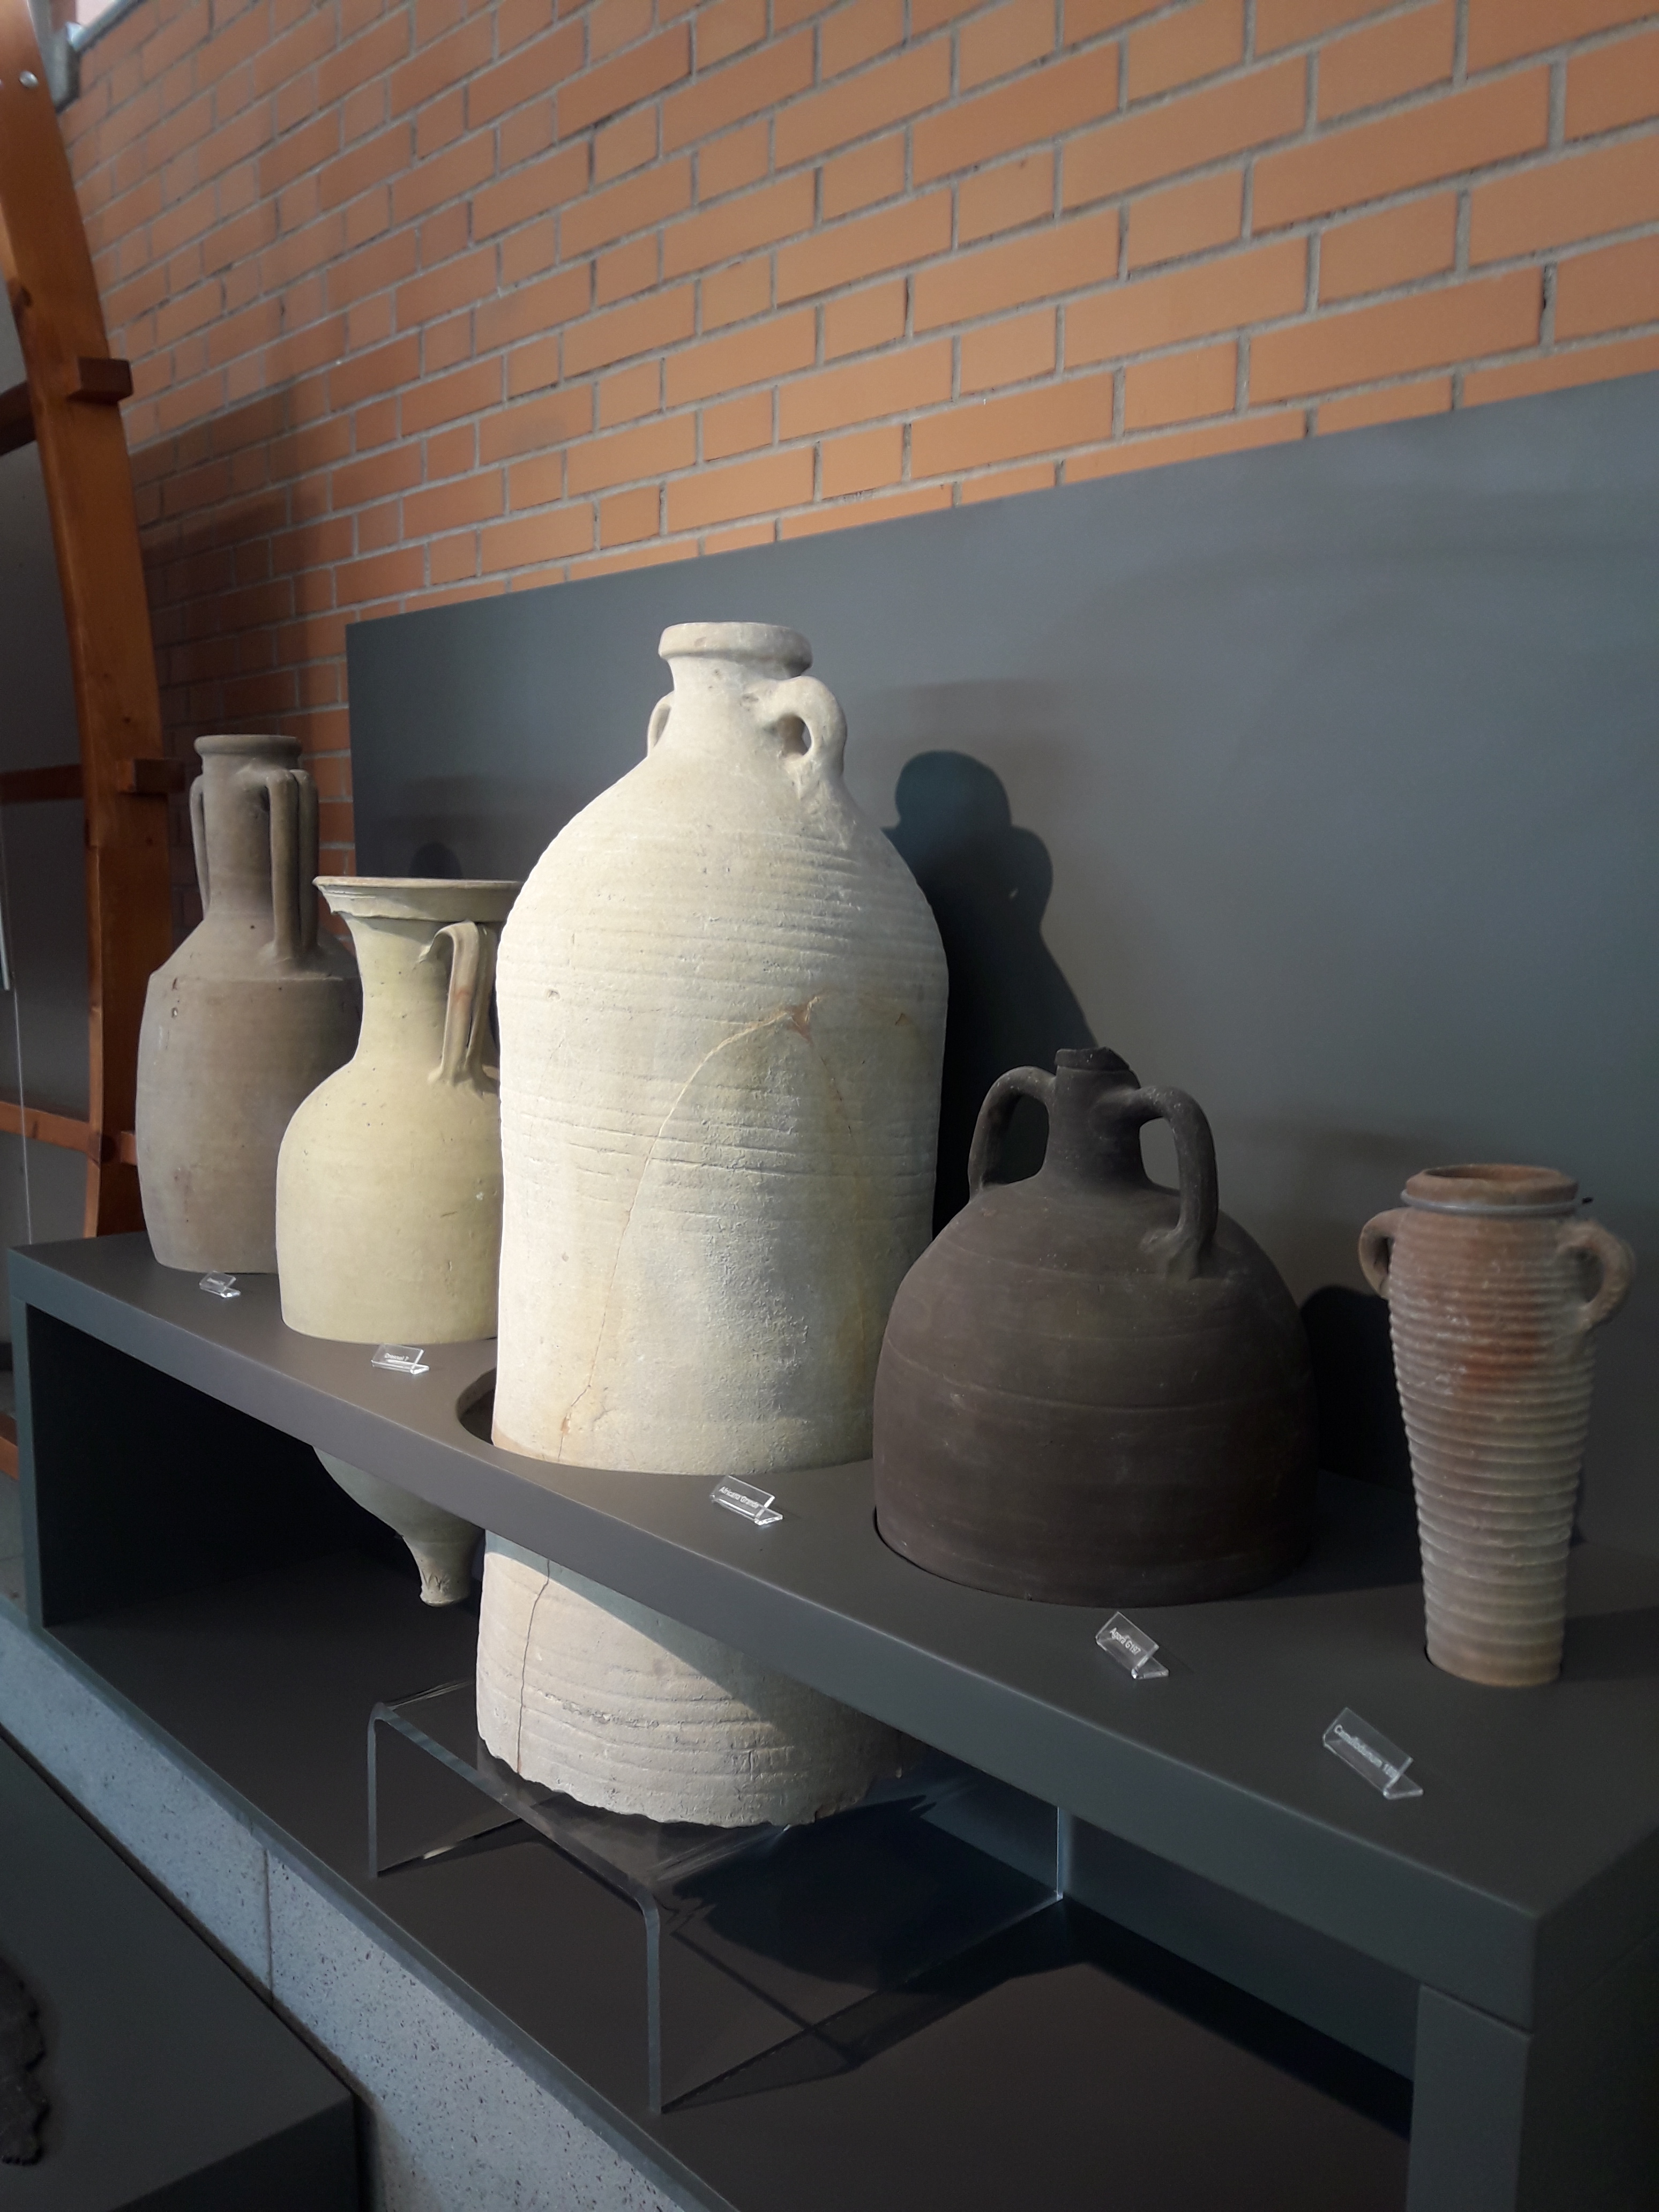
xmin=654 ymin=622 xmax=815 ymax=765
xmin=343 ymin=915 xmax=452 ymax=1065
xmin=193 ymin=735 xmax=304 ymax=924
xmin=1042 ymin=1047 xmax=1156 ymax=1191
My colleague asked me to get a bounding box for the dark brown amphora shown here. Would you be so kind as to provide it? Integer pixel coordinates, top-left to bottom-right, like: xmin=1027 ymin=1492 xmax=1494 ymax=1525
xmin=873 ymin=1048 xmax=1317 ymax=1605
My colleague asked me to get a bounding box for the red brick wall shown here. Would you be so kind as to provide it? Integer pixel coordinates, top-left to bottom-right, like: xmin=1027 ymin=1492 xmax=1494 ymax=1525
xmin=62 ymin=0 xmax=1659 ymax=871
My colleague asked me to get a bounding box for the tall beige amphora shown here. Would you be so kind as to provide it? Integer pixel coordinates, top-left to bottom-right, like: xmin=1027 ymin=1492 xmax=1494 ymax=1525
xmin=137 ymin=736 xmax=358 ymax=1272
xmin=276 ymin=878 xmax=518 ymax=1605
xmin=1360 ymin=1165 xmax=1634 ymax=1688
xmin=479 ymin=620 xmax=948 ymax=1825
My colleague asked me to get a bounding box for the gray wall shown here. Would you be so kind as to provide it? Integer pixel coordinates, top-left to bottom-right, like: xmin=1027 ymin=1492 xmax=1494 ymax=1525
xmin=348 ymin=371 xmax=1659 ymax=1556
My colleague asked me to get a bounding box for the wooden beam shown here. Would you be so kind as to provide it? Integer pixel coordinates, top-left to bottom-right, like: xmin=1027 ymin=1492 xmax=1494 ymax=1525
xmin=0 ymin=1095 xmax=137 ymax=1163
xmin=116 ymin=756 xmax=186 ymax=797
xmin=0 ymin=763 xmax=79 ymax=805
xmin=0 ymin=1411 xmax=16 ymax=1482
xmin=0 ymin=4 xmax=176 ymax=1237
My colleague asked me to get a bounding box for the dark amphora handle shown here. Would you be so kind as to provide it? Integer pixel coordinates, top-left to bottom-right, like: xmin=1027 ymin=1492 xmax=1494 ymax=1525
xmin=1125 ymin=1085 xmax=1219 ymax=1279
xmin=967 ymin=1067 xmax=1056 ymax=1197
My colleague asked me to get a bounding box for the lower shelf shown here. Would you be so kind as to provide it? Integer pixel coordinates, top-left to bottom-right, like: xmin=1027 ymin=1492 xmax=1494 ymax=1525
xmin=42 ymin=1540 xmax=1410 ymax=2212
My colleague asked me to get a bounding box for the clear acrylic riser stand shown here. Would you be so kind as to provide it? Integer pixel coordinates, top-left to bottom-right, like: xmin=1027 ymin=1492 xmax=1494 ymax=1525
xmin=369 ymin=1682 xmax=1060 ymax=2112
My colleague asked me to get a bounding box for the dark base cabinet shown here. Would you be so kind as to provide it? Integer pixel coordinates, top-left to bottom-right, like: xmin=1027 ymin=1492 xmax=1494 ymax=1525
xmin=13 ymin=1236 xmax=1659 ymax=2212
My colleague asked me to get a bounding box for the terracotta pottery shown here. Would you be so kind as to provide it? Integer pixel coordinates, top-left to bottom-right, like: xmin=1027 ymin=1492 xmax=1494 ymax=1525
xmin=275 ymin=878 xmax=519 ymax=1344
xmin=1360 ymin=1165 xmax=1634 ymax=1688
xmin=873 ymin=1047 xmax=1318 ymax=1605
xmin=137 ymin=736 xmax=359 ymax=1272
xmin=476 ymin=619 xmax=947 ymax=1825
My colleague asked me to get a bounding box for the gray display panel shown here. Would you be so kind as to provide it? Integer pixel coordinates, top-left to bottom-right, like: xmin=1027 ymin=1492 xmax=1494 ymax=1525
xmin=348 ymin=373 xmax=1659 ymax=1552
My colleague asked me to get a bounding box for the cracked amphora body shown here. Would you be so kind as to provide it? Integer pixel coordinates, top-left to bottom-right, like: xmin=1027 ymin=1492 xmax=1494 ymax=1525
xmin=479 ymin=622 xmax=948 ymax=1825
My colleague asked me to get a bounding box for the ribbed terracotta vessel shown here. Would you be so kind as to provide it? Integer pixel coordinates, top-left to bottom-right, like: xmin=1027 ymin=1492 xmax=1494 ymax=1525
xmin=1360 ymin=1165 xmax=1634 ymax=1688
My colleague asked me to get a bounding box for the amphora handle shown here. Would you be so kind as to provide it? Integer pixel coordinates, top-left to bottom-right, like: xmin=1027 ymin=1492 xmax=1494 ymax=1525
xmin=765 ymin=675 xmax=847 ymax=779
xmin=424 ymin=920 xmax=498 ymax=1088
xmin=189 ymin=773 xmax=209 ymax=909
xmin=967 ymin=1067 xmax=1055 ymax=1197
xmin=1125 ymin=1085 xmax=1219 ymax=1279
xmin=1358 ymin=1210 xmax=1407 ymax=1299
xmin=1558 ymin=1220 xmax=1635 ymax=1334
xmin=244 ymin=765 xmax=318 ymax=962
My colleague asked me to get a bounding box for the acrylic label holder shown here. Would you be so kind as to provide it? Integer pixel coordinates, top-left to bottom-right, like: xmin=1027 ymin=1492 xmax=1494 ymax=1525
xmin=367 ymin=1683 xmax=1062 ymax=2112
xmin=371 ymin=1343 xmax=429 ymax=1376
xmin=711 ymin=1476 xmax=782 ymax=1527
xmin=198 ymin=1274 xmax=240 ymax=1299
xmin=1323 ymin=1708 xmax=1423 ymax=1799
xmin=1096 ymin=1612 xmax=1169 ymax=1680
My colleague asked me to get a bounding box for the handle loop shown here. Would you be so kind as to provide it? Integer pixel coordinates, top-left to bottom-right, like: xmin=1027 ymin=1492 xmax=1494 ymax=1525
xmin=189 ymin=774 xmax=209 ymax=910
xmin=1557 ymin=1219 xmax=1635 ymax=1334
xmin=424 ymin=920 xmax=498 ymax=1088
xmin=244 ymin=766 xmax=318 ymax=962
xmin=646 ymin=696 xmax=672 ymax=753
xmin=1358 ymin=1210 xmax=1406 ymax=1299
xmin=967 ymin=1067 xmax=1056 ymax=1195
xmin=1126 ymin=1085 xmax=1219 ymax=1278
xmin=764 ymin=675 xmax=847 ymax=779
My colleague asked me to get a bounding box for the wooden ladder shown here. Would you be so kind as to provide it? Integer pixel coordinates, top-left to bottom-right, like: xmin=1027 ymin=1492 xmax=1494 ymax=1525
xmin=0 ymin=0 xmax=181 ymax=1471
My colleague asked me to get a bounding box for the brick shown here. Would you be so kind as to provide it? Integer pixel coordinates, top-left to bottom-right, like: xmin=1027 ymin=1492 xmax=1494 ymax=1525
xmin=1127 ymin=169 xmax=1242 ymax=268
xmin=824 ymin=133 xmax=907 ymax=220
xmin=683 ymin=311 xmax=809 ymax=407
xmin=1069 ymin=236 xmax=1304 ymax=362
xmin=600 ymin=484 xmax=663 ymax=546
xmin=1319 ymin=192 xmax=1456 ymax=302
xmin=961 ymin=308 xmax=1057 ymax=392
xmin=819 ymin=0 xmax=902 ymax=79
xmin=960 ymin=0 xmax=1055 ymax=95
xmin=405 ymin=474 xmax=506 ymax=534
xmin=666 ymin=444 xmax=815 ymax=526
xmin=426 ymin=424 xmax=478 ymax=477
xmin=960 ymin=151 xmax=1055 ymax=244
xmin=821 ymin=423 xmax=903 ymax=495
xmin=703 ymin=389 xmax=774 ymax=455
xmin=507 ymin=335 xmax=565 ymax=393
xmin=319 ymin=17 xmax=412 ymax=107
xmin=911 ymin=368 xmax=1114 ymax=473
xmin=568 ymin=412 xmax=698 ymax=490
xmin=698 ymin=0 xmax=769 ymax=66
xmin=482 ymin=506 xmax=596 ymax=570
xmin=471 ymin=143 xmax=586 ymax=239
xmin=390 ymin=17 xmax=494 ymax=116
xmin=1253 ymin=71 xmax=1549 ymax=231
xmin=476 ymin=265 xmax=592 ymax=350
xmin=592 ymin=0 xmax=653 ymax=61
xmin=327 ymin=333 xmax=421 ymax=407
xmin=506 ymin=452 xmax=566 ymax=506
xmin=915 ymin=47 xmax=1119 ymax=183
xmin=1315 ymin=376 xmax=1452 ymax=432
xmin=600 ymin=360 xmax=663 ymax=422
xmin=1319 ymin=0 xmax=1454 ymax=123
xmin=401 ymin=358 xmax=503 ymax=432
xmin=467 ymin=23 xmax=585 ymax=124
xmin=702 ymin=522 xmax=777 ymax=552
xmin=1124 ymin=338 xmax=1236 ymax=427
xmin=1467 ymin=0 xmax=1650 ymax=73
xmin=319 ymin=125 xmax=414 ymax=212
xmin=775 ymin=193 xmax=952 ymax=301
xmin=563 ymin=284 xmax=696 ymax=372
xmin=914 ymin=0 xmax=987 ymax=34
xmin=597 ymin=233 xmax=661 ymax=302
xmin=397 ymin=245 xmax=497 ymax=327
xmin=1128 ymin=0 xmax=1244 ymax=102
xmin=258 ymin=111 xmax=339 ymax=197
xmin=427 ymin=537 xmax=483 ymax=587
xmin=701 ymin=256 xmax=774 ymax=326
xmin=563 ymin=161 xmax=693 ymax=258
xmin=560 ymin=27 xmax=692 ymax=134
xmin=663 ymin=173 xmax=815 ymax=275
xmin=596 ymin=107 xmax=660 ymax=182
xmin=1462 ymin=331 xmax=1659 ymax=407
xmin=338 ymin=547 xmax=425 ymax=603
xmin=391 ymin=132 xmax=495 ymax=225
xmin=1062 ymin=0 xmax=1160 ymax=46
xmin=484 ymin=387 xmax=593 ymax=464
xmin=780 ymin=339 xmax=952 ymax=434
xmin=700 ymin=120 xmax=770 ymax=200
xmin=1069 ymin=408 xmax=1303 ymax=479
xmin=960 ymin=459 xmax=1057 ymax=502
xmin=1469 ymin=138 xmax=1659 ymax=264
xmin=780 ymin=483 xmax=952 ymax=535
xmin=824 ymin=279 xmax=907 ymax=356
xmin=663 ymin=32 xmax=813 ymax=151
xmin=1253 ymin=268 xmax=1542 ymax=401
xmin=500 ymin=100 xmax=558 ymax=169
xmin=1556 ymin=234 xmax=1659 ymax=340
xmin=914 ymin=206 xmax=1119 ymax=330
xmin=1566 ymin=25 xmax=1659 ymax=139
xmin=776 ymin=43 xmax=950 ymax=170
xmin=1062 ymin=59 xmax=1303 ymax=208
xmin=1255 ymin=0 xmax=1387 ymax=51
xmin=332 ymin=446 xmax=423 ymax=507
